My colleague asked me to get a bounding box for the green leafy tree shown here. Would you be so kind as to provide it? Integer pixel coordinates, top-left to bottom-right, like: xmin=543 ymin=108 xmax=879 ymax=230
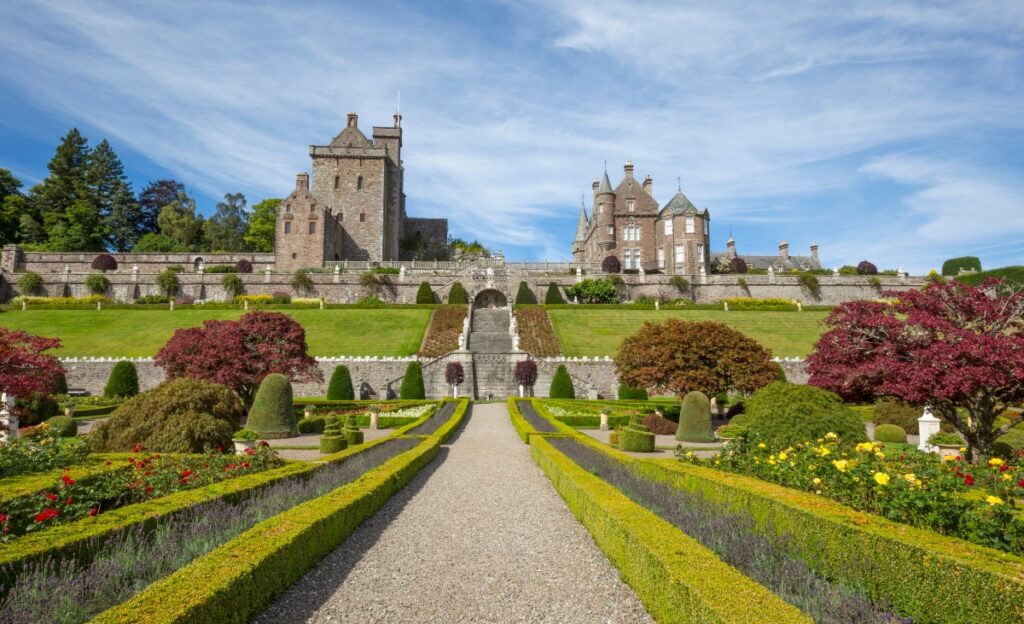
xmin=156 ymin=268 xmax=180 ymax=298
xmin=158 ymin=192 xmax=202 ymax=250
xmin=137 ymin=179 xmax=184 ymax=236
xmin=132 ymin=232 xmax=186 ymax=252
xmin=85 ymin=273 xmax=109 ymax=295
xmin=399 ymin=361 xmax=425 ymax=399
xmin=327 ymin=365 xmax=355 ymax=400
xmin=244 ymin=198 xmax=280 ymax=252
xmin=549 ymin=365 xmax=575 ymax=399
xmin=544 ymin=282 xmax=565 ymax=304
xmin=0 ymin=169 xmax=24 ymax=245
xmin=203 ymin=192 xmax=249 ymax=251
xmin=564 ymin=278 xmax=618 ymax=304
xmin=221 ymin=273 xmax=244 ymax=299
xmin=941 ymin=256 xmax=982 ymax=276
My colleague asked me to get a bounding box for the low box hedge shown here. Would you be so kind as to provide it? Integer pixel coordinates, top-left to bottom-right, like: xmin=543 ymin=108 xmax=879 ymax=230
xmin=507 ymin=398 xmax=573 ymax=444
xmin=530 ymin=436 xmax=810 ymax=623
xmin=92 ymin=434 xmax=441 ymax=623
xmin=68 ymin=404 xmax=119 ymax=419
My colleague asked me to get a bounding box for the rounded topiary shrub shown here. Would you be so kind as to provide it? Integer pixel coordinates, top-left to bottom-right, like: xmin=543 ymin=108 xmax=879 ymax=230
xmin=89 ymin=378 xmax=243 ymax=453
xmin=298 ymin=416 xmax=326 ymax=433
xmin=399 ymin=361 xmax=425 ymax=399
xmin=104 ymin=360 xmax=139 ymax=399
xmin=416 ymin=281 xmax=435 ymax=304
xmin=874 ymin=424 xmax=907 ymax=443
xmin=549 ymin=365 xmax=575 ymax=399
xmin=676 ymin=391 xmax=714 ymax=442
xmin=617 ymin=385 xmax=648 ymax=400
xmin=448 ymin=282 xmax=468 ymax=304
xmin=602 ymin=255 xmax=621 ymax=274
xmin=327 ymin=365 xmax=355 ymax=401
xmin=545 ymin=282 xmax=565 ymax=304
xmin=46 ymin=415 xmax=77 ymax=438
xmin=515 ymin=281 xmax=536 ymax=304
xmin=246 ymin=373 xmax=297 ymax=438
xmin=91 ymin=253 xmax=118 ymax=271
xmin=17 ymin=271 xmax=43 ymax=296
xmin=235 ymin=258 xmax=253 ymax=273
xmin=85 ymin=273 xmax=110 ymax=295
xmin=619 ymin=415 xmax=655 ymax=452
xmin=343 ymin=414 xmax=364 ymax=445
xmin=873 ymin=398 xmax=922 ymax=435
xmin=744 ymin=382 xmax=867 ymax=449
xmin=319 ymin=420 xmax=347 ymax=454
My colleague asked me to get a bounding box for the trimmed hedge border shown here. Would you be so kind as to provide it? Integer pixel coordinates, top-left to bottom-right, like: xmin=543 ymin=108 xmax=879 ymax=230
xmin=69 ymin=405 xmax=119 ymax=419
xmin=90 ymin=402 xmax=467 ymax=623
xmin=507 ymin=398 xmax=572 ymax=444
xmin=530 ymin=435 xmax=811 ymax=623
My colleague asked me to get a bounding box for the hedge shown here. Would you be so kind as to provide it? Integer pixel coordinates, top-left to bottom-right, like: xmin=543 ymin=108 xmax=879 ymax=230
xmin=507 ymin=398 xmax=573 ymax=444
xmin=721 ymin=297 xmax=799 ymax=311
xmin=0 ymin=454 xmax=134 ymax=507
xmin=530 ymin=436 xmax=811 ymax=623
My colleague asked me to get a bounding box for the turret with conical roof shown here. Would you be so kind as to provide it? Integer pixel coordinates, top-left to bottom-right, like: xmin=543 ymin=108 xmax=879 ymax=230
xmin=572 ymin=197 xmax=590 ymax=262
xmin=595 ymin=168 xmax=616 ymax=250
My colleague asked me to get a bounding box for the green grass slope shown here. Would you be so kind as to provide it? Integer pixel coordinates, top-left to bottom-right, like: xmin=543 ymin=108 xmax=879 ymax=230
xmin=549 ymin=309 xmax=827 ymax=358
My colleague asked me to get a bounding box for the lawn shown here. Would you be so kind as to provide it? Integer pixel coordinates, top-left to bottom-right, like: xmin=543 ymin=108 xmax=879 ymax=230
xmin=0 ymin=308 xmax=431 ymax=357
xmin=548 ymin=309 xmax=828 ymax=358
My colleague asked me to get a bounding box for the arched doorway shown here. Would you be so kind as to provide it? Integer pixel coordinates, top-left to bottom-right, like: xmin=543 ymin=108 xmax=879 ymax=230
xmin=474 ymin=289 xmax=507 ymax=308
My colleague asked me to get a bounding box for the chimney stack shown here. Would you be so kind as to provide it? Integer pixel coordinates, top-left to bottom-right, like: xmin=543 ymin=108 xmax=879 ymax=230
xmin=810 ymin=241 xmax=819 ymax=262
xmin=624 ymin=160 xmax=634 ymax=177
xmin=296 ymin=172 xmax=309 ymax=191
xmin=592 ymin=177 xmax=599 ymax=195
xmin=727 ymin=236 xmax=736 ymax=259
xmin=347 ymin=112 xmax=358 ymax=128
xmin=779 ymin=240 xmax=789 ymax=260
xmin=642 ymin=174 xmax=652 ymax=195
xmin=393 ymin=113 xmax=402 ymax=128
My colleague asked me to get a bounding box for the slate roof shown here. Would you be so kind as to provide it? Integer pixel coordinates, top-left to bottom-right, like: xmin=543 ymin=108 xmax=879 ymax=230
xmin=598 ymin=171 xmax=614 ymax=194
xmin=710 ymin=252 xmax=823 ymax=271
xmin=659 ymin=191 xmax=697 ymax=216
xmin=574 ymin=203 xmax=589 ymax=241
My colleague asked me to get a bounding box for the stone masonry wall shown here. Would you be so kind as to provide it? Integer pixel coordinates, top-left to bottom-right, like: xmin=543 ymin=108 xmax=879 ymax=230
xmin=7 ymin=249 xmax=275 ymax=275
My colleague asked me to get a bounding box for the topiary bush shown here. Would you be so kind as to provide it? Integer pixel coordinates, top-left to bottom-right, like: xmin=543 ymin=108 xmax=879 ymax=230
xmin=549 ymin=365 xmax=575 ymax=399
xmin=447 ymin=281 xmax=468 ymax=304
xmin=676 ymin=391 xmax=714 ymax=442
xmin=235 ymin=259 xmax=253 ymax=273
xmin=416 ymin=281 xmax=435 ymax=304
xmin=45 ymin=415 xmax=77 ymax=438
xmin=545 ymin=282 xmax=565 ymax=304
xmin=104 ymin=360 xmax=140 ymax=398
xmin=246 ymin=373 xmax=297 ymax=438
xmin=617 ymin=385 xmax=648 ymax=400
xmin=85 ymin=273 xmax=109 ymax=295
xmin=602 ymin=255 xmax=621 ymax=274
xmin=91 ymin=253 xmax=118 ymax=271
xmin=221 ymin=273 xmax=244 ymax=299
xmin=515 ymin=281 xmax=536 ymax=304
xmin=17 ymin=271 xmax=43 ymax=296
xmin=873 ymin=424 xmax=907 ymax=443
xmin=297 ymin=416 xmax=326 ymax=434
xmin=399 ymin=361 xmax=425 ymax=399
xmin=774 ymin=362 xmax=787 ymax=382
xmin=941 ymin=256 xmax=981 ymax=276
xmin=619 ymin=415 xmax=655 ymax=452
xmin=745 ymin=382 xmax=867 ymax=449
xmin=873 ymin=398 xmax=922 ymax=435
xmin=326 ymin=365 xmax=355 ymax=400
xmin=343 ymin=414 xmax=363 ymax=446
xmin=319 ymin=419 xmax=346 ymax=454
xmin=89 ymin=378 xmax=244 ymax=453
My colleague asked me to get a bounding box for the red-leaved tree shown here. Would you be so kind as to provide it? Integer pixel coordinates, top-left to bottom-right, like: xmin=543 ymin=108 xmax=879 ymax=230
xmin=445 ymin=361 xmax=464 ymax=386
xmin=154 ymin=311 xmax=320 ymax=406
xmin=514 ymin=360 xmax=538 ymax=387
xmin=0 ymin=328 xmax=64 ymax=417
xmin=807 ymin=279 xmax=1024 ymax=458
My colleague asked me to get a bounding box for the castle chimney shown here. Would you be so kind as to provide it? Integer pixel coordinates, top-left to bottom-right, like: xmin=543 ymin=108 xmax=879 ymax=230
xmin=624 ymin=160 xmax=634 ymax=177
xmin=393 ymin=113 xmax=402 ymax=128
xmin=347 ymin=112 xmax=358 ymax=128
xmin=810 ymin=241 xmax=819 ymax=262
xmin=592 ymin=177 xmax=599 ymax=195
xmin=727 ymin=236 xmax=736 ymax=259
xmin=642 ymin=174 xmax=652 ymax=195
xmin=296 ymin=172 xmax=309 ymax=191
xmin=779 ymin=240 xmax=789 ymax=260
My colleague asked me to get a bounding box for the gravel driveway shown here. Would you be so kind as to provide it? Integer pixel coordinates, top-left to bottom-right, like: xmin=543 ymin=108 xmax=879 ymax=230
xmin=253 ymin=402 xmax=652 ymax=623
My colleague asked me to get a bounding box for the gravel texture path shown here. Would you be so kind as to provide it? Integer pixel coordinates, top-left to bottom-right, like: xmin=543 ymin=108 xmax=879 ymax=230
xmin=254 ymin=402 xmax=653 ymax=623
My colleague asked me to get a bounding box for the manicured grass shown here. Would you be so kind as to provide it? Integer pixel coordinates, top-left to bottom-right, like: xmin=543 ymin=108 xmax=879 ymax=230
xmin=0 ymin=309 xmax=431 ymax=357
xmin=549 ymin=309 xmax=828 ymax=358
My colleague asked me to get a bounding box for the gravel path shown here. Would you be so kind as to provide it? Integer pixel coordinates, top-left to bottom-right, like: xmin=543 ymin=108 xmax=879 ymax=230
xmin=254 ymin=402 xmax=653 ymax=623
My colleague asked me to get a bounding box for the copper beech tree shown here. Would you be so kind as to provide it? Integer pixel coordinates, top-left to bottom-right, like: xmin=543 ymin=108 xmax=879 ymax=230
xmin=807 ymin=279 xmax=1024 ymax=458
xmin=0 ymin=328 xmax=64 ymax=417
xmin=615 ymin=319 xmax=777 ymax=398
xmin=154 ymin=311 xmax=320 ymax=406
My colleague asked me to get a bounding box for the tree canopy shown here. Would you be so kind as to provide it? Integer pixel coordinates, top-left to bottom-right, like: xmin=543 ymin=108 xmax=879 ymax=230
xmin=244 ymin=198 xmax=280 ymax=252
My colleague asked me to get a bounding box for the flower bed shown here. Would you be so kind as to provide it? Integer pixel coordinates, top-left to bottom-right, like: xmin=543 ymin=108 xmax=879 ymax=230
xmin=541 ymin=404 xmax=631 ymax=429
xmin=508 ymin=399 xmax=562 ymax=444
xmin=0 ymin=428 xmax=90 ymax=478
xmin=679 ymin=434 xmax=1024 ymax=554
xmin=403 ymin=401 xmax=459 ymax=437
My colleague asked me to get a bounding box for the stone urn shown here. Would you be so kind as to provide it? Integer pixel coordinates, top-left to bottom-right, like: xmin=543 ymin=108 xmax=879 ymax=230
xmin=599 ymin=412 xmax=609 ymax=431
xmin=368 ymin=406 xmax=381 ymax=431
xmin=233 ymin=438 xmax=257 ymax=454
xmin=934 ymin=443 xmax=962 ymax=459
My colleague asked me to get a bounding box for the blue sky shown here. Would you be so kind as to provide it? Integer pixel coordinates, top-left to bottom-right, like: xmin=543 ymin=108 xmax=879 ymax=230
xmin=1 ymin=1 xmax=1022 ymax=273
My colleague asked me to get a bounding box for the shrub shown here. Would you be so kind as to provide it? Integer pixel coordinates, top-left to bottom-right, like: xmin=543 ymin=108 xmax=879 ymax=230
xmin=641 ymin=412 xmax=676 ymax=435
xmin=544 ymin=282 xmax=565 ymax=304
xmin=445 ymin=361 xmax=464 ymax=387
xmin=715 ymin=423 xmax=747 ymax=439
xmin=669 ymin=275 xmax=689 ymax=293
xmin=297 ymin=416 xmax=326 ymax=433
xmin=991 ymin=429 xmax=1024 ymax=459
xmin=676 ymin=391 xmax=713 ymax=442
xmin=16 ymin=271 xmax=43 ymax=296
xmin=619 ymin=415 xmax=655 ymax=452
xmin=515 ymin=281 xmax=536 ymax=304
xmin=856 ymin=260 xmax=878 ymax=275
xmin=873 ymin=423 xmax=907 ymax=443
xmin=796 ymin=273 xmax=821 ymax=299
xmin=941 ymin=256 xmax=981 ymax=276
xmin=89 ymin=378 xmax=244 ymax=453
xmin=564 ymin=278 xmax=618 ymax=304
xmin=399 ymin=361 xmax=425 ymax=399
xmin=928 ymin=431 xmax=964 ymax=446
xmin=135 ymin=294 xmax=169 ymax=304
xmin=175 ymin=294 xmax=194 ymax=305
xmin=85 ymin=273 xmax=109 ymax=295
xmin=744 ymin=382 xmax=867 ymax=449
xmin=549 ymin=365 xmax=575 ymax=399
xmin=514 ymin=360 xmax=538 ymax=388
xmin=326 ymin=365 xmax=355 ymax=400
xmin=415 ymin=281 xmax=434 ymax=304
xmin=246 ymin=373 xmax=297 ymax=438
xmin=617 ymin=385 xmax=648 ymax=400
xmin=45 ymin=415 xmax=77 ymax=437
xmin=291 ymin=270 xmax=315 ymax=295
xmin=601 ymin=255 xmax=621 ymax=273
xmin=221 ymin=273 xmax=245 ymax=299
xmin=447 ymin=281 xmax=468 ymax=304
xmin=156 ymin=268 xmax=179 ymax=297
xmin=271 ymin=291 xmax=291 ymax=304
xmin=873 ymin=398 xmax=922 ymax=434
xmin=89 ymin=253 xmax=118 ymax=271
xmin=774 ymin=362 xmax=787 ymax=382
xmin=204 ymin=264 xmax=236 ymax=273
xmin=722 ymin=297 xmax=797 ymax=311
xmin=729 ymin=257 xmax=748 ymax=273
xmin=319 ymin=419 xmax=346 ymax=454
xmin=104 ymin=360 xmax=140 ymax=398
xmin=344 ymin=413 xmax=364 ymax=445
xmin=235 ymin=259 xmax=254 ymax=273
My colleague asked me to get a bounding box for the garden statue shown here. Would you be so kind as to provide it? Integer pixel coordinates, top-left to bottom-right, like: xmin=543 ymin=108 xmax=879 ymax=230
xmin=458 ymin=332 xmax=467 ymax=351
xmin=599 ymin=411 xmax=609 ymax=431
xmin=917 ymin=407 xmax=940 ymax=453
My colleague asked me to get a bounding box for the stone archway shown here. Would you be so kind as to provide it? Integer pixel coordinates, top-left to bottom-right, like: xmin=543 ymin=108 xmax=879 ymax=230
xmin=474 ymin=288 xmax=507 ymax=308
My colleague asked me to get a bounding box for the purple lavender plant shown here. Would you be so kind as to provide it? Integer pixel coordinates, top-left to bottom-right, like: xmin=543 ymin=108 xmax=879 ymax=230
xmin=516 ymin=401 xmax=559 ymax=433
xmin=405 ymin=402 xmax=456 ymax=436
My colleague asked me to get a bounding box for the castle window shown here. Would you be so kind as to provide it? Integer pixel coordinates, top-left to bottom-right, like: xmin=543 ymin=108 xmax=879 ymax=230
xmin=284 ymin=222 xmax=291 ymax=234
xmin=685 ymin=217 xmax=695 ymax=234
xmin=607 ymin=225 xmax=613 ymax=236
xmin=703 ymin=219 xmax=709 ymax=235
xmin=657 ymin=247 xmax=665 ymax=269
xmin=623 ymin=225 xmax=640 ymax=242
xmin=360 ymin=213 xmax=366 ymax=223
xmin=598 ymin=204 xmax=603 ymax=214
xmin=627 ymin=199 xmax=635 ymax=212
xmin=623 ymin=252 xmax=633 ymax=270
xmin=334 ymin=175 xmax=340 ymax=190
xmin=357 ymin=175 xmax=363 ymax=190
xmin=292 ymin=253 xmax=296 ymax=259
xmin=664 ymin=220 xmax=672 ymax=235
xmin=309 ymin=222 xmax=316 ymax=235
xmin=285 ymin=204 xmax=291 ymax=213
xmin=674 ymin=244 xmax=685 ymax=264
xmin=697 ymin=244 xmax=705 ymax=263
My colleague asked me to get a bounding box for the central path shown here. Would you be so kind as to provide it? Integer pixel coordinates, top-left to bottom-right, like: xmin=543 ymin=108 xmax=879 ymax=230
xmin=254 ymin=403 xmax=652 ymax=623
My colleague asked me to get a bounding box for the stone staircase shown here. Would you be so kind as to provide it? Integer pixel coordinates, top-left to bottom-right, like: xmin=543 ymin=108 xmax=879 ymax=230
xmin=468 ymin=308 xmax=513 ymax=353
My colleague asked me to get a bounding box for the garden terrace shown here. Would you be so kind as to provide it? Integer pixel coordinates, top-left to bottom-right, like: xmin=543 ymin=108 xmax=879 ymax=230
xmin=513 ymin=306 xmax=561 ymax=356
xmin=417 ymin=304 xmax=468 ymax=357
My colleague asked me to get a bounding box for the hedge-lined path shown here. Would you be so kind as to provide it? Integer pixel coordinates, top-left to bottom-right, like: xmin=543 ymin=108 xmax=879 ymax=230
xmin=254 ymin=402 xmax=653 ymax=623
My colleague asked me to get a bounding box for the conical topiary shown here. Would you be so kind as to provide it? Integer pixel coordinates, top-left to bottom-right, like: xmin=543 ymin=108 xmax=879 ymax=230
xmin=416 ymin=281 xmax=435 ymax=304
xmin=327 ymin=365 xmax=355 ymax=400
xmin=515 ymin=281 xmax=536 ymax=304
xmin=343 ymin=413 xmax=363 ymax=446
xmin=400 ymin=361 xmax=425 ymax=399
xmin=549 ymin=365 xmax=575 ymax=399
xmin=617 ymin=385 xmax=648 ymax=400
xmin=544 ymin=282 xmax=565 ymax=304
xmin=246 ymin=373 xmax=297 ymax=439
xmin=676 ymin=391 xmax=714 ymax=442
xmin=319 ymin=419 xmax=347 ymax=454
xmin=448 ymin=281 xmax=468 ymax=304
xmin=619 ymin=414 xmax=655 ymax=452
xmin=104 ymin=361 xmax=140 ymax=398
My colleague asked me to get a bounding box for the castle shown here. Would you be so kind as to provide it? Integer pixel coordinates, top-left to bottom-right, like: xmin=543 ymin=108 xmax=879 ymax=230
xmin=274 ymin=112 xmax=447 ymax=272
xmin=572 ymin=162 xmax=821 ymax=275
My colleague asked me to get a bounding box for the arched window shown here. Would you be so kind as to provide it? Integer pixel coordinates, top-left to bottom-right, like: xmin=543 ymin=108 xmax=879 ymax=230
xmin=193 ymin=257 xmax=204 ymax=272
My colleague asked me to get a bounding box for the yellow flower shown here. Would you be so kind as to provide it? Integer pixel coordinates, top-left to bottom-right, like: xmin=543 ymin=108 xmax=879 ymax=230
xmin=685 ymin=451 xmax=693 ymax=458
xmin=832 ymin=460 xmax=848 ymax=473
xmin=986 ymin=496 xmax=1005 ymax=506
xmin=1003 ymin=473 xmax=1012 ymax=481
xmin=959 ymin=447 xmax=967 ymax=453
xmin=853 ymin=476 xmax=860 ymax=482
xmin=778 ymin=452 xmax=788 ymax=461
xmin=988 ymin=458 xmax=1004 ymax=467
xmin=874 ymin=472 xmax=890 ymax=486
xmin=855 ymin=442 xmax=875 ymax=453
xmin=875 ymin=452 xmax=886 ymax=460
xmin=903 ymin=473 xmax=916 ymax=483
xmin=825 ymin=432 xmax=838 ymax=440
xmin=816 ymin=446 xmax=831 ymax=457
xmin=758 ymin=443 xmax=767 ymax=449
xmin=942 ymin=455 xmax=956 ymax=462
xmin=812 ymin=477 xmax=821 ymax=485
xmin=769 ymin=454 xmax=776 ymax=461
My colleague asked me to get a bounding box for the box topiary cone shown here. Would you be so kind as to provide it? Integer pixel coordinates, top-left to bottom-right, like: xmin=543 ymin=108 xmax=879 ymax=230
xmin=246 ymin=373 xmax=298 ymax=439
xmin=319 ymin=420 xmax=347 ymax=454
xmin=343 ymin=414 xmax=363 ymax=446
xmin=676 ymin=391 xmax=714 ymax=442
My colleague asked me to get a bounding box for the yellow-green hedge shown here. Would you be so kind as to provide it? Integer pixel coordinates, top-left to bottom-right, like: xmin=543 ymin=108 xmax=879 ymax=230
xmin=530 ymin=436 xmax=810 ymax=623
xmin=507 ymin=398 xmax=573 ymax=444
xmin=92 ymin=434 xmax=440 ymax=623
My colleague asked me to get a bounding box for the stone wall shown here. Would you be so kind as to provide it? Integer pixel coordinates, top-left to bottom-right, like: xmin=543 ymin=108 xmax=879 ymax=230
xmin=3 ymin=247 xmax=274 ymax=275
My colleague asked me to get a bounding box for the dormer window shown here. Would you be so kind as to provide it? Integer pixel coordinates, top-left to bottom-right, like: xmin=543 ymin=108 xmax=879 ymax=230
xmin=627 ymin=199 xmax=635 ymax=212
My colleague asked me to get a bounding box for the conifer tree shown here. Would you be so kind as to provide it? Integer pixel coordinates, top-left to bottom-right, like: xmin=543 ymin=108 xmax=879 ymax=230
xmin=138 ymin=179 xmax=184 ymax=236
xmin=30 ymin=128 xmax=95 ymax=249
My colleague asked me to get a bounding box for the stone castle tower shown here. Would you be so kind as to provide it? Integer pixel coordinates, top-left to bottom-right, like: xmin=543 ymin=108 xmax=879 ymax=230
xmin=275 ymin=112 xmax=446 ymax=272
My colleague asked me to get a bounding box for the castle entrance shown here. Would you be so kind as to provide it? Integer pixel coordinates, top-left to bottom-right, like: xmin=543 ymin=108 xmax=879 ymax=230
xmin=474 ymin=289 xmax=507 ymax=308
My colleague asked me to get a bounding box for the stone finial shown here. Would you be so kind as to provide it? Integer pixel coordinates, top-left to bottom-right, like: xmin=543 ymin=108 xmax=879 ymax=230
xmin=296 ymin=172 xmax=309 ymax=191
xmin=347 ymin=112 xmax=358 ymax=128
xmin=810 ymin=240 xmax=819 ymax=261
xmin=393 ymin=113 xmax=402 ymax=128
xmin=592 ymin=178 xmax=599 ymax=193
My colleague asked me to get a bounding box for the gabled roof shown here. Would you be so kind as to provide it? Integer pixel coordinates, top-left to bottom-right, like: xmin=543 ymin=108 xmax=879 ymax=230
xmin=660 ymin=191 xmax=697 ymax=216
xmin=329 ymin=125 xmax=373 ymax=149
xmin=574 ymin=202 xmax=589 ymax=241
xmin=598 ymin=171 xmax=614 ymax=194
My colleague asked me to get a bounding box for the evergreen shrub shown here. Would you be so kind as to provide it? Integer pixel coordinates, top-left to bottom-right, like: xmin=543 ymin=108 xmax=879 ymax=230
xmin=873 ymin=424 xmax=907 ymax=443
xmin=399 ymin=362 xmax=425 ymax=399
xmin=344 ymin=414 xmax=363 ymax=446
xmin=873 ymin=398 xmax=922 ymax=434
xmin=16 ymin=272 xmax=43 ymax=296
xmin=544 ymin=282 xmax=565 ymax=304
xmin=549 ymin=365 xmax=575 ymax=399
xmin=515 ymin=281 xmax=536 ymax=304
xmin=326 ymin=365 xmax=355 ymax=400
xmin=619 ymin=415 xmax=655 ymax=452
xmin=744 ymin=382 xmax=867 ymax=448
xmin=221 ymin=273 xmax=244 ymax=299
xmin=85 ymin=273 xmax=109 ymax=295
xmin=941 ymin=256 xmax=981 ymax=276
xmin=447 ymin=281 xmax=468 ymax=304
xmin=297 ymin=417 xmax=326 ymax=434
xmin=104 ymin=360 xmax=139 ymax=398
xmin=415 ymin=281 xmax=434 ymax=304
xmin=319 ymin=420 xmax=346 ymax=454
xmin=676 ymin=391 xmax=714 ymax=442
xmin=45 ymin=415 xmax=77 ymax=438
xmin=617 ymin=385 xmax=648 ymax=400
xmin=246 ymin=373 xmax=297 ymax=438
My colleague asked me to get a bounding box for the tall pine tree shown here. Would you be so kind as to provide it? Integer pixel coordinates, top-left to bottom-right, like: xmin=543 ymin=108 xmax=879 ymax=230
xmin=0 ymin=169 xmax=24 ymax=245
xmin=30 ymin=128 xmax=94 ymax=249
xmin=87 ymin=140 xmax=141 ymax=251
xmin=106 ymin=179 xmax=144 ymax=251
xmin=138 ymin=179 xmax=184 ymax=236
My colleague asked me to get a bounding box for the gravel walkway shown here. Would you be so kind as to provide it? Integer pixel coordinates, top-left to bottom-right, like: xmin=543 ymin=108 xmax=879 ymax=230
xmin=254 ymin=402 xmax=653 ymax=623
